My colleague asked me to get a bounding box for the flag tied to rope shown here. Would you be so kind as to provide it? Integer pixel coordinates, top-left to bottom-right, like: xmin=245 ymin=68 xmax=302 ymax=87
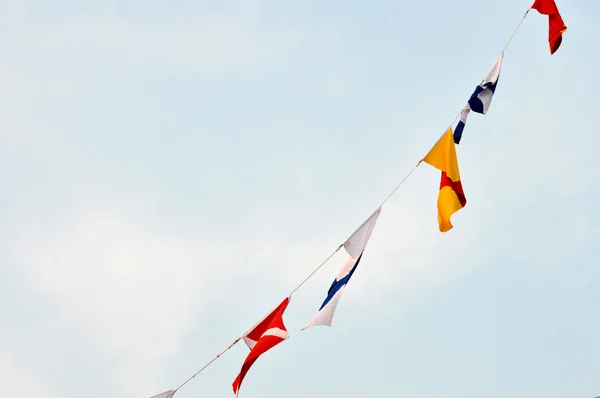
xmin=454 ymin=54 xmax=503 ymax=144
xmin=232 ymin=297 xmax=291 ymax=396
xmin=424 ymin=129 xmax=466 ymax=232
xmin=303 ymin=207 xmax=381 ymax=329
xmin=150 ymin=391 xmax=176 ymax=398
xmin=531 ymin=0 xmax=567 ymax=54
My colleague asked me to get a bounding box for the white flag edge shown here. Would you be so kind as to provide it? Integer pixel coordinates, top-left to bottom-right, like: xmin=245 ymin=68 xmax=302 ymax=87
xmin=150 ymin=390 xmax=176 ymax=398
xmin=343 ymin=207 xmax=381 ymax=259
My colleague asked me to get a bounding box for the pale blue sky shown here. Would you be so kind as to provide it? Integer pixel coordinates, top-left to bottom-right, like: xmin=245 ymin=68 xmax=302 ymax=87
xmin=1 ymin=1 xmax=599 ymax=397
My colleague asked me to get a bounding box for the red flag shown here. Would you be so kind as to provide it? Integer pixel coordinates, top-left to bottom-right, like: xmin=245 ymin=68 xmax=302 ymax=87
xmin=232 ymin=297 xmax=290 ymax=396
xmin=531 ymin=0 xmax=567 ymax=54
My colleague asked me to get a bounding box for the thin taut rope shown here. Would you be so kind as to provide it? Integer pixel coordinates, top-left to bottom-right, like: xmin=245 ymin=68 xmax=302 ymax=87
xmin=288 ymin=244 xmax=344 ymax=296
xmin=502 ymin=9 xmax=530 ymax=54
xmin=175 ymin=337 xmax=242 ymax=392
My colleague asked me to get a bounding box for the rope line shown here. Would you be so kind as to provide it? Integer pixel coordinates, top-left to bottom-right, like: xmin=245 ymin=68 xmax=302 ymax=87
xmin=502 ymin=10 xmax=530 ymax=55
xmin=288 ymin=244 xmax=344 ymax=297
xmin=175 ymin=337 xmax=242 ymax=392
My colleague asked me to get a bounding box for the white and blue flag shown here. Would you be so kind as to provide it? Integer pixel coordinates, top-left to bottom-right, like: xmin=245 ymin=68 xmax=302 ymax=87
xmin=453 ymin=106 xmax=471 ymax=144
xmin=303 ymin=207 xmax=381 ymax=329
xmin=468 ymin=53 xmax=503 ymax=114
xmin=454 ymin=54 xmax=503 ymax=144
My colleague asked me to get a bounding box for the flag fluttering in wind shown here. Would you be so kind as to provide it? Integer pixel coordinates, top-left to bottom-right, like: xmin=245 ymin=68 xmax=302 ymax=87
xmin=531 ymin=0 xmax=567 ymax=54
xmin=150 ymin=391 xmax=176 ymax=398
xmin=423 ymin=129 xmax=466 ymax=232
xmin=453 ymin=106 xmax=470 ymax=144
xmin=468 ymin=53 xmax=503 ymax=116
xmin=232 ymin=297 xmax=290 ymax=397
xmin=453 ymin=54 xmax=503 ymax=144
xmin=303 ymin=207 xmax=381 ymax=329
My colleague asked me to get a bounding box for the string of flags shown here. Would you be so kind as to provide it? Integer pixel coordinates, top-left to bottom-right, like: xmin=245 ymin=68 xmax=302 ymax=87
xmin=151 ymin=1 xmax=568 ymax=397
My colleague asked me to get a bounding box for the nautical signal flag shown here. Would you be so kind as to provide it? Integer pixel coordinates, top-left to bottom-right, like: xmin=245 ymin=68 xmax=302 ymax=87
xmin=453 ymin=106 xmax=470 ymax=145
xmin=531 ymin=0 xmax=567 ymax=54
xmin=423 ymin=129 xmax=466 ymax=232
xmin=303 ymin=207 xmax=381 ymax=329
xmin=150 ymin=391 xmax=176 ymax=398
xmin=453 ymin=54 xmax=503 ymax=144
xmin=233 ymin=297 xmax=290 ymax=397
xmin=468 ymin=53 xmax=503 ymax=116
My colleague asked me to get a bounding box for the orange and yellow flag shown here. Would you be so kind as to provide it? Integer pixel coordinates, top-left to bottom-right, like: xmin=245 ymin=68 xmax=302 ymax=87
xmin=423 ymin=128 xmax=467 ymax=232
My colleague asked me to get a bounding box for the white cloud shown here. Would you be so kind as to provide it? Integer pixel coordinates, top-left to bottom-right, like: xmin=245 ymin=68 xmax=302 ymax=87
xmin=0 ymin=345 xmax=58 ymax=398
xmin=5 ymin=204 xmax=343 ymax=396
xmin=0 ymin=13 xmax=313 ymax=77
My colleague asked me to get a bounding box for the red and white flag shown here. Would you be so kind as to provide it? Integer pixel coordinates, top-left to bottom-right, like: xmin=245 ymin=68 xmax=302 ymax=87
xmin=232 ymin=297 xmax=290 ymax=396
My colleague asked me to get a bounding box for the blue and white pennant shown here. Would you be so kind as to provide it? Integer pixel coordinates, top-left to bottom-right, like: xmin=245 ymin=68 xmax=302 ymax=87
xmin=454 ymin=53 xmax=503 ymax=144
xmin=303 ymin=207 xmax=381 ymax=329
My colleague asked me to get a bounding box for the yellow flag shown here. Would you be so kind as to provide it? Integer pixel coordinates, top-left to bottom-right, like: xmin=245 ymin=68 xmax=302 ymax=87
xmin=423 ymin=128 xmax=466 ymax=232
xmin=422 ymin=128 xmax=460 ymax=182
